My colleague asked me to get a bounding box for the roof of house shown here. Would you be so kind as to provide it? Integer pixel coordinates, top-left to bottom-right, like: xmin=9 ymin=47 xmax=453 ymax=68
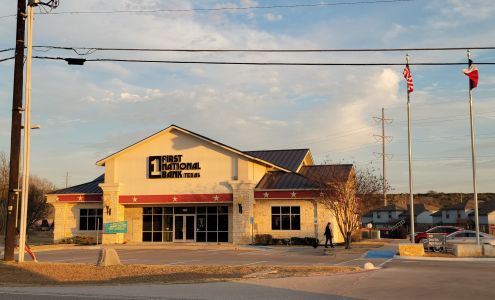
xmin=441 ymin=200 xmax=474 ymax=211
xmin=469 ymin=200 xmax=495 ymax=215
xmin=95 ymin=124 xmax=290 ymax=172
xmin=404 ymin=203 xmax=429 ymax=216
xmin=255 ymin=164 xmax=353 ymax=190
xmin=49 ymin=175 xmax=104 ymax=195
xmin=431 ymin=210 xmax=442 ymax=217
xmin=373 ymin=203 xmax=406 ymax=212
xmin=244 ymin=149 xmax=310 ymax=172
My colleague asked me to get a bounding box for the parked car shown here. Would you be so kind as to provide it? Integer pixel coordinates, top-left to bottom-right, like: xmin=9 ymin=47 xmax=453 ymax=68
xmin=414 ymin=226 xmax=463 ymax=244
xmin=445 ymin=230 xmax=495 ymax=246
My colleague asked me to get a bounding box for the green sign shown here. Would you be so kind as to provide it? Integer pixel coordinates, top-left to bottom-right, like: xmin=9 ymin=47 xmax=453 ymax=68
xmin=104 ymin=221 xmax=128 ymax=234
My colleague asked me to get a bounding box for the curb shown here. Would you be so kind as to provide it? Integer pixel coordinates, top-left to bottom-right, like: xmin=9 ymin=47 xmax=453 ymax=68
xmin=393 ymin=255 xmax=495 ymax=262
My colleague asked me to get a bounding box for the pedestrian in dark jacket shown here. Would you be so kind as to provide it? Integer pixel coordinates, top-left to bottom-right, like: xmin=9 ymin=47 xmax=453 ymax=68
xmin=324 ymin=222 xmax=334 ymax=248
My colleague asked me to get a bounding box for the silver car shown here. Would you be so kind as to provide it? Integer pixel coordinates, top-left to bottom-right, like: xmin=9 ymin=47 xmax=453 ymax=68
xmin=445 ymin=230 xmax=495 ymax=246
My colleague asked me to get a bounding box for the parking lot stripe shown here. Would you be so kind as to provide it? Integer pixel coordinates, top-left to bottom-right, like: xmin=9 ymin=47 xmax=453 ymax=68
xmin=241 ymin=261 xmax=268 ymax=266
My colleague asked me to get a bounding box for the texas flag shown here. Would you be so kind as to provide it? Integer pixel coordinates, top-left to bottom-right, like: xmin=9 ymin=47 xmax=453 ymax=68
xmin=463 ymin=59 xmax=479 ymax=89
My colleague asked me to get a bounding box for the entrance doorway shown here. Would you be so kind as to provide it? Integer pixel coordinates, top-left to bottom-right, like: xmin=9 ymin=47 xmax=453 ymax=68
xmin=174 ymin=215 xmax=195 ymax=242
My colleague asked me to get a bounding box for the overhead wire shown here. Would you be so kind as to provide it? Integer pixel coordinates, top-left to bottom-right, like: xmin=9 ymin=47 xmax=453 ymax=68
xmin=28 ymin=56 xmax=495 ymax=66
xmin=0 ymin=0 xmax=419 ymax=19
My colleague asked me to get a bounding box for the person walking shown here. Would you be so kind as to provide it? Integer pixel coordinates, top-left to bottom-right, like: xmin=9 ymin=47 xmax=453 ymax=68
xmin=324 ymin=222 xmax=334 ymax=248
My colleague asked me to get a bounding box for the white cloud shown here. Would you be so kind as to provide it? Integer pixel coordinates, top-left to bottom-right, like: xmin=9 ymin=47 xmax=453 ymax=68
xmin=264 ymin=13 xmax=283 ymax=22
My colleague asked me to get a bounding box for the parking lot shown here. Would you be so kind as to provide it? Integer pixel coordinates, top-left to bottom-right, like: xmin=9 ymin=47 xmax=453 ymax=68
xmin=27 ymin=244 xmax=391 ymax=267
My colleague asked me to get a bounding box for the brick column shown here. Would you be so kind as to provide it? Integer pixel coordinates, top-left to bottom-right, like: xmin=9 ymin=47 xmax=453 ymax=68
xmin=228 ymin=180 xmax=256 ymax=245
xmin=50 ymin=201 xmax=70 ymax=241
xmin=99 ymin=182 xmax=124 ymax=244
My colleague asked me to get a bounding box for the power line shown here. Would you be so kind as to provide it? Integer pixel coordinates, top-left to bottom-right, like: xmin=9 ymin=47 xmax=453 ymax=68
xmin=28 ymin=56 xmax=495 ymax=66
xmin=0 ymin=0 xmax=419 ymax=19
xmin=0 ymin=56 xmax=14 ymax=63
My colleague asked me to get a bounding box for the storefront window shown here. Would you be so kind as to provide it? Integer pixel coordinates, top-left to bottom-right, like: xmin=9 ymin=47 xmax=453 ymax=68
xmin=79 ymin=208 xmax=103 ymax=231
xmin=142 ymin=206 xmax=228 ymax=243
xmin=271 ymin=206 xmax=300 ymax=230
xmin=142 ymin=207 xmax=173 ymax=242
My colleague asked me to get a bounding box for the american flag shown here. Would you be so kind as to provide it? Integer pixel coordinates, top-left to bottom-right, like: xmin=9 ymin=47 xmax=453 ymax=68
xmin=403 ymin=64 xmax=414 ymax=93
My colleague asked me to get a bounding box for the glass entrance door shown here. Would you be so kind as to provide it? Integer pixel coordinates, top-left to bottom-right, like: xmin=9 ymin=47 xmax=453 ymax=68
xmin=174 ymin=215 xmax=195 ymax=242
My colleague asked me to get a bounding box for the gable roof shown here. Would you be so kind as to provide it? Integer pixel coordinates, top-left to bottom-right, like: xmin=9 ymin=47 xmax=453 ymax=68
xmin=95 ymin=124 xmax=290 ymax=172
xmin=244 ymin=149 xmax=310 ymax=172
xmin=469 ymin=200 xmax=495 ymax=215
xmin=256 ymin=171 xmax=318 ymax=190
xmin=256 ymin=164 xmax=353 ymax=190
xmin=49 ymin=175 xmax=104 ymax=195
xmin=298 ymin=164 xmax=353 ymax=184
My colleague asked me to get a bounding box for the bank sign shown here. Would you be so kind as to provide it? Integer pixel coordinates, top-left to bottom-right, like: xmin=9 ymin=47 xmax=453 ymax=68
xmin=148 ymin=155 xmax=201 ymax=179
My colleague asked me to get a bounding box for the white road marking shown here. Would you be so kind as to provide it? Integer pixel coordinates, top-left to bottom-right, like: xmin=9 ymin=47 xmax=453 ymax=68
xmin=241 ymin=261 xmax=268 ymax=266
xmin=167 ymin=259 xmax=201 ymax=265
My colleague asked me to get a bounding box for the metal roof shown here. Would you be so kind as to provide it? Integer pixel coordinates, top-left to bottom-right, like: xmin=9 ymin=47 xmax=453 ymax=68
xmin=298 ymin=164 xmax=353 ymax=183
xmin=49 ymin=174 xmax=104 ymax=195
xmin=256 ymin=164 xmax=353 ymax=190
xmin=244 ymin=149 xmax=309 ymax=172
xmin=256 ymin=171 xmax=318 ymax=190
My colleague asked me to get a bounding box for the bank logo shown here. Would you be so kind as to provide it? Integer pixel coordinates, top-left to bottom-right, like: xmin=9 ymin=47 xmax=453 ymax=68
xmin=148 ymin=155 xmax=201 ymax=179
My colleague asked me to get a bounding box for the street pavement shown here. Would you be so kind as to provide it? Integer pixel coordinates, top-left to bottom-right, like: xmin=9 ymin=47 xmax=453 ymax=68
xmin=0 ymin=259 xmax=493 ymax=299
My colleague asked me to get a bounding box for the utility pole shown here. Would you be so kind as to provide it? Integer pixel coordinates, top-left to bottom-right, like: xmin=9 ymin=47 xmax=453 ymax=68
xmin=4 ymin=0 xmax=27 ymax=262
xmin=374 ymin=108 xmax=393 ymax=207
xmin=65 ymin=172 xmax=69 ymax=188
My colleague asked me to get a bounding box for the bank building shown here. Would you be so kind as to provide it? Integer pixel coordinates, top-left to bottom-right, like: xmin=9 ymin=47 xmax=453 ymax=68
xmin=47 ymin=125 xmax=353 ymax=245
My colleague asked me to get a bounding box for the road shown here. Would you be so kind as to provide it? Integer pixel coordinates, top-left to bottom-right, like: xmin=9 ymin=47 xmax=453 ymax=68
xmin=0 ymin=259 xmax=493 ymax=299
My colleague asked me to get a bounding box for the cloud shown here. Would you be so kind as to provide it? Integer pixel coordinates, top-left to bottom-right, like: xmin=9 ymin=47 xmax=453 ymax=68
xmin=264 ymin=13 xmax=282 ymax=22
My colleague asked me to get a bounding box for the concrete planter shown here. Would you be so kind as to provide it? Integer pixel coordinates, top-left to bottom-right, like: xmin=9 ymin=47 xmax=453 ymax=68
xmin=452 ymin=244 xmax=482 ymax=257
xmin=399 ymin=243 xmax=424 ymax=256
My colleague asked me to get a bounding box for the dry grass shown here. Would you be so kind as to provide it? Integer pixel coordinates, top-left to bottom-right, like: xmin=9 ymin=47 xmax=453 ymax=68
xmin=0 ymin=262 xmax=359 ymax=286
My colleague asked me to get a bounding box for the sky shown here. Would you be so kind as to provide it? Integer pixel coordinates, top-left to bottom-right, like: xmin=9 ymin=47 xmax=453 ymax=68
xmin=0 ymin=0 xmax=494 ymax=192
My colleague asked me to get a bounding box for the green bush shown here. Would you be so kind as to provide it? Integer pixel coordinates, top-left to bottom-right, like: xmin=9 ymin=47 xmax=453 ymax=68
xmin=254 ymin=234 xmax=273 ymax=245
xmin=57 ymin=235 xmax=96 ymax=245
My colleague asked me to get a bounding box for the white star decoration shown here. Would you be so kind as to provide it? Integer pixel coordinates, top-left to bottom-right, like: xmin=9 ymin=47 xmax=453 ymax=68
xmin=213 ymin=195 xmax=220 ymax=202
xmin=77 ymin=195 xmax=83 ymax=201
xmin=132 ymin=197 xmax=138 ymax=203
xmin=172 ymin=196 xmax=178 ymax=202
xmin=263 ymin=192 xmax=269 ymax=198
xmin=320 ymin=192 xmax=325 ymax=197
xmin=291 ymin=191 xmax=297 ymax=198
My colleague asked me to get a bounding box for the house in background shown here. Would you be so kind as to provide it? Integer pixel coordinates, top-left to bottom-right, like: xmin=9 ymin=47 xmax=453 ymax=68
xmin=469 ymin=200 xmax=495 ymax=234
xmin=438 ymin=200 xmax=474 ymax=226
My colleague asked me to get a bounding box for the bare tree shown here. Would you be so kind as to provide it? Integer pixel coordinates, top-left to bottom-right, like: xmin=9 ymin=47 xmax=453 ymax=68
xmin=355 ymin=166 xmax=391 ymax=210
xmin=26 ymin=175 xmax=56 ymax=229
xmin=318 ymin=171 xmax=362 ymax=249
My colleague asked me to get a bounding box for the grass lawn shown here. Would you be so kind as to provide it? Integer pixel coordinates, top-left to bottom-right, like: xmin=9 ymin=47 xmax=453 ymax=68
xmin=0 ymin=261 xmax=360 ymax=286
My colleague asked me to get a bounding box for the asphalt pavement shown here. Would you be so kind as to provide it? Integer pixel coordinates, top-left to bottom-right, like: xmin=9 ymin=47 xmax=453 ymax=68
xmin=27 ymin=246 xmax=389 ymax=266
xmin=0 ymin=259 xmax=493 ymax=299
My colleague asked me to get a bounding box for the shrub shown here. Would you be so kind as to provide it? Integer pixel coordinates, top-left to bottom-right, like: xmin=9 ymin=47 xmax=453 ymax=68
xmin=57 ymin=235 xmax=96 ymax=245
xmin=254 ymin=234 xmax=273 ymax=245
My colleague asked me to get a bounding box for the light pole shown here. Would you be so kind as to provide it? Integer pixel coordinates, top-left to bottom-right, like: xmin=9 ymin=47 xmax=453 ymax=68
xmin=17 ymin=0 xmax=37 ymax=263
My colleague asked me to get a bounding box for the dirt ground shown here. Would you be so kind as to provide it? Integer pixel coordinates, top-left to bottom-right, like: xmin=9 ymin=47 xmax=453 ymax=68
xmin=0 ymin=261 xmax=359 ymax=286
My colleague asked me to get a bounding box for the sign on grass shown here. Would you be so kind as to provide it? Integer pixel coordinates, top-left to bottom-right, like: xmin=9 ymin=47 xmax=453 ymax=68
xmin=104 ymin=221 xmax=128 ymax=234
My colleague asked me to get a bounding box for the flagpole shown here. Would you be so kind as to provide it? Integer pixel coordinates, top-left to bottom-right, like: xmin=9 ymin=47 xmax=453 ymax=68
xmin=406 ymin=54 xmax=415 ymax=243
xmin=467 ymin=49 xmax=480 ymax=246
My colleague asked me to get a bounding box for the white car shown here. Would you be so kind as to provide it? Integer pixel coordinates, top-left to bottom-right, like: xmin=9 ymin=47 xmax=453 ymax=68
xmin=445 ymin=230 xmax=495 ymax=246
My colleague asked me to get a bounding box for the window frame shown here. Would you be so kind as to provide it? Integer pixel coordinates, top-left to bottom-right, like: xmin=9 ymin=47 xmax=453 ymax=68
xmin=271 ymin=206 xmax=301 ymax=231
xmin=79 ymin=208 xmax=103 ymax=231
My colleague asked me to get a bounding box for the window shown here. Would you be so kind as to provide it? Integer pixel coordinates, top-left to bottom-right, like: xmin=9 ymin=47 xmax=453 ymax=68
xmin=196 ymin=206 xmax=229 ymax=243
xmin=271 ymin=206 xmax=300 ymax=230
xmin=446 ymin=212 xmax=450 ymax=219
xmin=79 ymin=208 xmax=102 ymax=231
xmin=142 ymin=207 xmax=173 ymax=242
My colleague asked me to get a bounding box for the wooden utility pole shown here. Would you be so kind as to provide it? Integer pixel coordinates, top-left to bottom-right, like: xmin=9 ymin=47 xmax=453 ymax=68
xmin=4 ymin=0 xmax=27 ymax=262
